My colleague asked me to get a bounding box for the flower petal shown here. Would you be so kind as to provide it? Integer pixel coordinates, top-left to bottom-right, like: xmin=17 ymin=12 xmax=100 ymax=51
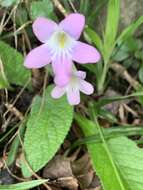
xmin=67 ymin=87 xmax=80 ymax=105
xmin=75 ymin=71 xmax=86 ymax=79
xmin=51 ymin=86 xmax=65 ymax=99
xmin=54 ymin=74 xmax=70 ymax=87
xmin=79 ymin=79 xmax=94 ymax=95
xmin=52 ymin=57 xmax=72 ymax=86
xmin=72 ymin=41 xmax=101 ymax=64
xmin=24 ymin=44 xmax=51 ymax=68
xmin=33 ymin=17 xmax=57 ymax=43
xmin=59 ymin=13 xmax=85 ymax=40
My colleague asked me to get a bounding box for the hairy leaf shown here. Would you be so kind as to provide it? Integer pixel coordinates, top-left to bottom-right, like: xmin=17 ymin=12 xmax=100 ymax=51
xmin=22 ymin=86 xmax=73 ymax=177
xmin=30 ymin=0 xmax=57 ymax=20
xmin=0 ymin=41 xmax=30 ymax=87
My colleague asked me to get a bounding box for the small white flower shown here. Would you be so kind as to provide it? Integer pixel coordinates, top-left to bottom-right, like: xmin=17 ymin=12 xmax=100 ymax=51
xmin=51 ymin=70 xmax=94 ymax=105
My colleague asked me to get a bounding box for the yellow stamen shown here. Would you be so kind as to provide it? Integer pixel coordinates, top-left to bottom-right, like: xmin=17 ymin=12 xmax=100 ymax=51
xmin=58 ymin=32 xmax=67 ymax=48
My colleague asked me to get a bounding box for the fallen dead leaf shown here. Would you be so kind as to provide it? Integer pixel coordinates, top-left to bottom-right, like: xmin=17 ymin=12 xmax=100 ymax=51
xmin=43 ymin=155 xmax=78 ymax=190
xmin=43 ymin=155 xmax=73 ymax=179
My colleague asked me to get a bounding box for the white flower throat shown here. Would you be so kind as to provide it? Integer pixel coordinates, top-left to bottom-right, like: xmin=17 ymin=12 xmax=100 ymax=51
xmin=47 ymin=29 xmax=76 ymax=59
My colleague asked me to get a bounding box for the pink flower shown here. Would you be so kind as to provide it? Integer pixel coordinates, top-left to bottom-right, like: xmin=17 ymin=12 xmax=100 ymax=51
xmin=24 ymin=13 xmax=100 ymax=86
xmin=51 ymin=69 xmax=94 ymax=105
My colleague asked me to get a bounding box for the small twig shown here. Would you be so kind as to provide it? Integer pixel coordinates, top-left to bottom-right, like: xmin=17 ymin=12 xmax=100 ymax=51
xmin=0 ymin=11 xmax=7 ymax=35
xmin=2 ymin=6 xmax=17 ymax=28
xmin=3 ymin=159 xmax=26 ymax=182
xmin=111 ymin=63 xmax=141 ymax=89
xmin=13 ymin=5 xmax=18 ymax=49
xmin=22 ymin=26 xmax=32 ymax=51
xmin=1 ymin=114 xmax=13 ymax=132
xmin=1 ymin=0 xmax=21 ymax=31
xmin=52 ymin=0 xmax=68 ymax=16
xmin=11 ymin=79 xmax=31 ymax=107
xmin=9 ymin=21 xmax=32 ymax=38
xmin=123 ymin=103 xmax=138 ymax=117
xmin=68 ymin=0 xmax=77 ymax=12
xmin=5 ymin=103 xmax=24 ymax=121
xmin=3 ymin=78 xmax=30 ymax=120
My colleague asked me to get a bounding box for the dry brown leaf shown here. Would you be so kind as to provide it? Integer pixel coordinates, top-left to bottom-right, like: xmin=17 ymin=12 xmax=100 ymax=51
xmin=43 ymin=155 xmax=73 ymax=179
xmin=43 ymin=155 xmax=79 ymax=190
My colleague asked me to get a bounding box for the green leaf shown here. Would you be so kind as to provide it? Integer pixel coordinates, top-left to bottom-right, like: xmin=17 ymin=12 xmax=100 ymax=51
xmin=124 ymin=37 xmax=141 ymax=52
xmin=117 ymin=15 xmax=143 ymax=44
xmin=79 ymin=0 xmax=90 ymax=15
xmin=30 ymin=0 xmax=57 ymax=20
xmin=0 ymin=41 xmax=31 ymax=87
xmin=76 ymin=113 xmax=143 ymax=190
xmin=0 ymin=57 xmax=10 ymax=89
xmin=0 ymin=180 xmax=47 ymax=190
xmin=22 ymin=86 xmax=73 ymax=177
xmin=135 ymin=84 xmax=143 ymax=106
xmin=103 ymin=0 xmax=120 ymax=62
xmin=138 ymin=63 xmax=143 ymax=83
xmin=99 ymin=108 xmax=117 ymax=123
xmin=75 ymin=114 xmax=127 ymax=190
xmin=62 ymin=0 xmax=71 ymax=12
xmin=7 ymin=121 xmax=26 ymax=166
xmin=108 ymin=136 xmax=143 ymax=190
xmin=15 ymin=5 xmax=28 ymax=26
xmin=85 ymin=27 xmax=103 ymax=53
xmin=0 ymin=0 xmax=18 ymax=7
xmin=74 ymin=116 xmax=143 ymax=147
xmin=96 ymin=91 xmax=143 ymax=108
xmin=87 ymin=0 xmax=107 ymax=26
xmin=0 ymin=76 xmax=8 ymax=89
xmin=112 ymin=47 xmax=129 ymax=62
xmin=135 ymin=50 xmax=143 ymax=61
xmin=81 ymin=61 xmax=103 ymax=84
xmin=0 ymin=71 xmax=9 ymax=89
